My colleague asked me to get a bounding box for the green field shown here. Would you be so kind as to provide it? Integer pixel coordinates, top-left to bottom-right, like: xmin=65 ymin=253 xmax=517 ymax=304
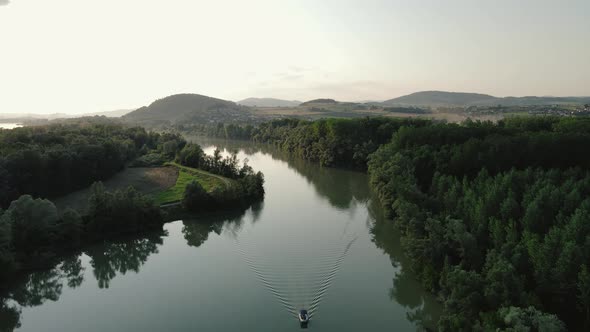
xmin=154 ymin=163 xmax=232 ymax=205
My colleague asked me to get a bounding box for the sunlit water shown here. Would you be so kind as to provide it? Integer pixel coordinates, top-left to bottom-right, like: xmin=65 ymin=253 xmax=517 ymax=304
xmin=4 ymin=139 xmax=440 ymax=331
xmin=0 ymin=123 xmax=22 ymax=129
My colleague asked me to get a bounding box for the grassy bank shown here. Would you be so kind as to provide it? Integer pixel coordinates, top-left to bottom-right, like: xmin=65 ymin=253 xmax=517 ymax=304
xmin=154 ymin=162 xmax=232 ymax=205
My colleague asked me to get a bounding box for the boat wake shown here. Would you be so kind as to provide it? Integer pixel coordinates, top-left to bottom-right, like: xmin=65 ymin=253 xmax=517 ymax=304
xmin=236 ymin=234 xmax=357 ymax=318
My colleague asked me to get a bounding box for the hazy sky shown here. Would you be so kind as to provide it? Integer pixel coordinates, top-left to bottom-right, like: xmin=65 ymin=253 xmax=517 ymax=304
xmin=1 ymin=0 xmax=589 ymax=114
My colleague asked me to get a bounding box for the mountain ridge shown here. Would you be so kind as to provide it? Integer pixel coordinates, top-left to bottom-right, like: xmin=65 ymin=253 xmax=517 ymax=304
xmin=384 ymin=91 xmax=590 ymax=107
xmin=237 ymin=98 xmax=301 ymax=107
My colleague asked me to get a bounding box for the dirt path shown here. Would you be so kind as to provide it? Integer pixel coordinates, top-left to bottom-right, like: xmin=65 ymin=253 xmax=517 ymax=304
xmin=53 ymin=166 xmax=179 ymax=214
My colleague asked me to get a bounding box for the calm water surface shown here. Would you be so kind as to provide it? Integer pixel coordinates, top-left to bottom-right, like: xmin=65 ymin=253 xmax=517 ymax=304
xmin=4 ymin=139 xmax=440 ymax=331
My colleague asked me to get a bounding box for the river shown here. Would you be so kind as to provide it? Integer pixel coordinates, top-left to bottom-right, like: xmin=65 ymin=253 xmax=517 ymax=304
xmin=3 ymin=139 xmax=440 ymax=331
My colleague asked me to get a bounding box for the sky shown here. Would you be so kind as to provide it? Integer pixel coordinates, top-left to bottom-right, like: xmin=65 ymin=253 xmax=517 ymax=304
xmin=1 ymin=0 xmax=589 ymax=114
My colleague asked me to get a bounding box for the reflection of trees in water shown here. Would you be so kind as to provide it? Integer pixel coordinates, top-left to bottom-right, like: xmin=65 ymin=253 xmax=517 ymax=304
xmin=250 ymin=200 xmax=264 ymax=224
xmin=0 ymin=229 xmax=166 ymax=331
xmin=283 ymin=155 xmax=370 ymax=210
xmin=367 ymin=196 xmax=441 ymax=330
xmin=183 ymin=220 xmax=222 ymax=247
xmin=190 ymin=138 xmax=370 ymax=210
xmin=0 ymin=300 xmax=20 ymax=332
xmin=182 ymin=206 xmax=250 ymax=246
xmin=194 ymin=139 xmax=441 ymax=327
xmin=85 ymin=230 xmax=166 ymax=289
xmin=0 ymin=254 xmax=84 ymax=331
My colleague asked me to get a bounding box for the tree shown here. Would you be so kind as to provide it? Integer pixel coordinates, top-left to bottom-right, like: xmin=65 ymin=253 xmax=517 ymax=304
xmin=177 ymin=144 xmax=205 ymax=168
xmin=578 ymin=265 xmax=590 ymax=329
xmin=0 ymin=195 xmax=59 ymax=253
xmin=86 ymin=182 xmax=163 ymax=235
xmin=182 ymin=181 xmax=211 ymax=212
xmin=496 ymin=306 xmax=566 ymax=332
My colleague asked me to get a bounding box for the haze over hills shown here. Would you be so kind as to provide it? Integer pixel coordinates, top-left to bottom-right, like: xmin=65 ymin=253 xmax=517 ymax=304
xmin=384 ymin=91 xmax=590 ymax=107
xmin=237 ymin=98 xmax=301 ymax=108
xmin=9 ymin=90 xmax=588 ymax=126
xmin=0 ymin=109 xmax=134 ymax=122
xmin=88 ymin=109 xmax=135 ymax=117
xmin=123 ymin=93 xmax=250 ymax=126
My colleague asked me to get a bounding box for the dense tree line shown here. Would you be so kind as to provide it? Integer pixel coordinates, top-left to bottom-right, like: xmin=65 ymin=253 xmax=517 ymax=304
xmin=176 ymin=123 xmax=255 ymax=140
xmin=179 ymin=118 xmax=430 ymax=169
xmin=176 ymin=143 xmax=265 ymax=212
xmin=191 ymin=116 xmax=590 ymax=330
xmin=368 ymin=117 xmax=590 ymax=330
xmin=0 ymin=184 xmax=163 ymax=284
xmin=0 ymin=121 xmax=186 ymax=208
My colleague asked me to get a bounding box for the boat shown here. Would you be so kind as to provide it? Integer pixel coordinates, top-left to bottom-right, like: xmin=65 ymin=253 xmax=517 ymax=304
xmin=299 ymin=309 xmax=309 ymax=326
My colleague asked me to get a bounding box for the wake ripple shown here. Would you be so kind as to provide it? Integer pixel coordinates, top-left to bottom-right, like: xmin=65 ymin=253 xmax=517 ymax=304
xmin=236 ymin=234 xmax=357 ymax=319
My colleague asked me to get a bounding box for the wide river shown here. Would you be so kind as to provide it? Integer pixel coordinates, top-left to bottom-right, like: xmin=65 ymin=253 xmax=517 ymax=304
xmin=5 ymin=139 xmax=440 ymax=331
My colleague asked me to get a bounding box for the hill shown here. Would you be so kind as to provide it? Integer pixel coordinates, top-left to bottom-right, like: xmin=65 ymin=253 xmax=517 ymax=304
xmin=237 ymin=98 xmax=301 ymax=107
xmin=123 ymin=94 xmax=249 ymax=126
xmin=384 ymin=91 xmax=498 ymax=106
xmin=300 ymin=98 xmax=338 ymax=106
xmin=384 ymin=91 xmax=590 ymax=107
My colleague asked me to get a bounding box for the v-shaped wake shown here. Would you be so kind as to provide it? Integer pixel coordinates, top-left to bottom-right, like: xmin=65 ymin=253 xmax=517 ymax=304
xmin=236 ymin=234 xmax=357 ymax=318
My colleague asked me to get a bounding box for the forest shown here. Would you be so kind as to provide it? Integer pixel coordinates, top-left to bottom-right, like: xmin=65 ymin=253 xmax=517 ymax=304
xmin=0 ymin=121 xmax=265 ymax=289
xmin=178 ymin=117 xmax=430 ymax=169
xmin=191 ymin=116 xmax=590 ymax=331
xmin=367 ymin=117 xmax=590 ymax=330
xmin=0 ymin=185 xmax=163 ymax=284
xmin=0 ymin=120 xmax=186 ymax=208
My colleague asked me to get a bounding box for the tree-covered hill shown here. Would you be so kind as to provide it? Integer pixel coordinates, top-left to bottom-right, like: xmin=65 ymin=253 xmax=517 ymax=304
xmin=383 ymin=91 xmax=498 ymax=106
xmin=300 ymin=98 xmax=338 ymax=106
xmin=123 ymin=94 xmax=250 ymax=126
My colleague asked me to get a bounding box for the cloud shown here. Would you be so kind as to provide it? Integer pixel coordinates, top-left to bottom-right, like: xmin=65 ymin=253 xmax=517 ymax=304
xmin=0 ymin=0 xmax=10 ymax=6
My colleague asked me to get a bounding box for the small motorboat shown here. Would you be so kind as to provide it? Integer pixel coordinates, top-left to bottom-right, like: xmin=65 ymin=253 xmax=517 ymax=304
xmin=299 ymin=309 xmax=309 ymax=326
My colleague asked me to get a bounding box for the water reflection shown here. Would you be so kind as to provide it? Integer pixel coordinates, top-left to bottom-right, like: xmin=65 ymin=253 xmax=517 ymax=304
xmin=0 ymin=297 xmax=21 ymax=331
xmin=182 ymin=205 xmax=253 ymax=247
xmin=0 ymin=201 xmax=256 ymax=331
xmin=85 ymin=231 xmax=167 ymax=289
xmin=0 ymin=229 xmax=167 ymax=331
xmin=1 ymin=138 xmax=443 ymax=331
xmin=194 ymin=138 xmax=442 ymax=328
xmin=188 ymin=137 xmax=370 ymax=210
xmin=368 ymin=197 xmax=441 ymax=330
xmin=0 ymin=255 xmax=84 ymax=331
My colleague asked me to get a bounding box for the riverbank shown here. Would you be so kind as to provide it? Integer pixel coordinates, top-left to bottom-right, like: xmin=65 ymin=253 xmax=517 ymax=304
xmin=1 ymin=139 xmax=441 ymax=332
xmin=181 ymin=117 xmax=590 ymax=330
xmin=0 ymin=140 xmax=265 ymax=292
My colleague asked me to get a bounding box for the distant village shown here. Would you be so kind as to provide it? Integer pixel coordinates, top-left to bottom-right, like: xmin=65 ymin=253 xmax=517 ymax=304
xmin=465 ymin=104 xmax=590 ymax=117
